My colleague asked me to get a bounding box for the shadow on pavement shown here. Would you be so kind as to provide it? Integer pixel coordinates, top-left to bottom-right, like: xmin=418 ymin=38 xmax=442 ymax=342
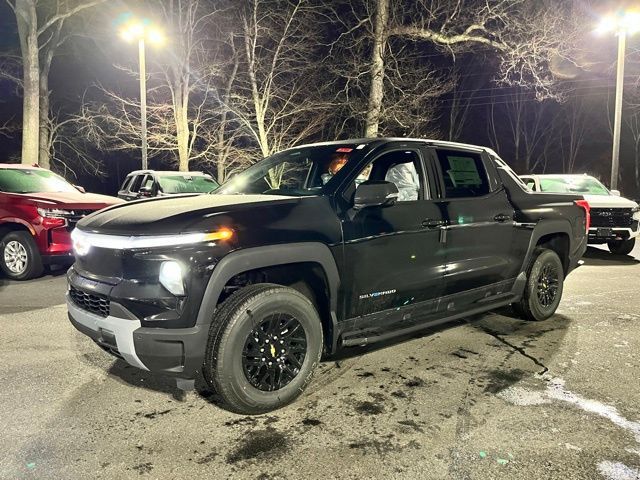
xmin=107 ymin=360 xmax=187 ymax=401
xmin=581 ymin=247 xmax=639 ymax=266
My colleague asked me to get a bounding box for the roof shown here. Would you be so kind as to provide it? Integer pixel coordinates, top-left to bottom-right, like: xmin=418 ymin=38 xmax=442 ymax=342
xmin=290 ymin=137 xmax=496 ymax=155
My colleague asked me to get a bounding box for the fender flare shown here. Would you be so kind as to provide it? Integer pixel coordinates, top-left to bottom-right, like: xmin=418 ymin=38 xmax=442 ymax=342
xmin=196 ymin=242 xmax=341 ymax=351
xmin=512 ymin=219 xmax=573 ymax=297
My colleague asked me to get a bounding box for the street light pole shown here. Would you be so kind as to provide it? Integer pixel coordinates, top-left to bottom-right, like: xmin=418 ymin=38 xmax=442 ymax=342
xmin=138 ymin=38 xmax=148 ymax=170
xmin=611 ymin=31 xmax=626 ymax=191
xmin=119 ymin=17 xmax=165 ymax=171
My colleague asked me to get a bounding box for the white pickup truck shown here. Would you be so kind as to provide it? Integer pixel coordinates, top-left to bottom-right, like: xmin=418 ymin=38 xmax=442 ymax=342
xmin=520 ymin=174 xmax=640 ymax=255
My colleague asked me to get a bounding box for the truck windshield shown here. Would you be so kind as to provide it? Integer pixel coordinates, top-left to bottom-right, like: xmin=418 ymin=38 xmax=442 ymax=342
xmin=539 ymin=177 xmax=610 ymax=195
xmin=0 ymin=168 xmax=78 ymax=194
xmin=216 ymin=145 xmax=359 ymax=196
xmin=158 ymin=175 xmax=219 ymax=194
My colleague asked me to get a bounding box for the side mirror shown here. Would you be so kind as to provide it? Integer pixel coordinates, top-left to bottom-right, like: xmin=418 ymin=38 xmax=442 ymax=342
xmin=75 ymin=185 xmax=86 ymax=193
xmin=611 ymin=189 xmax=621 ymax=197
xmin=354 ymin=181 xmax=399 ymax=210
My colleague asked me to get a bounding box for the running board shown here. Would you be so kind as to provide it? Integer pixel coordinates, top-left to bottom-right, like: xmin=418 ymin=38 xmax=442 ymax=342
xmin=341 ymin=297 xmax=515 ymax=347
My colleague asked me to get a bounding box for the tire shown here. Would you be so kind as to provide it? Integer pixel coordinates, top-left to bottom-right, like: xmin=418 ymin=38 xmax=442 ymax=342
xmin=203 ymin=283 xmax=323 ymax=414
xmin=607 ymin=238 xmax=635 ymax=256
xmin=0 ymin=231 xmax=44 ymax=281
xmin=512 ymin=248 xmax=564 ymax=322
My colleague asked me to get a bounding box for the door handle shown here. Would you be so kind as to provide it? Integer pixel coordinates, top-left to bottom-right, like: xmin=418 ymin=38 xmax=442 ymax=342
xmin=422 ymin=219 xmax=446 ymax=228
xmin=494 ymin=213 xmax=511 ymax=223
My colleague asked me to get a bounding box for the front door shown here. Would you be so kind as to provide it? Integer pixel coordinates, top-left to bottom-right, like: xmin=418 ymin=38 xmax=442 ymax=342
xmin=340 ymin=146 xmax=447 ymax=331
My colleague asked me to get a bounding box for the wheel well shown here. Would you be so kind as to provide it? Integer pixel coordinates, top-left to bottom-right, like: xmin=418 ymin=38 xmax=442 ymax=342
xmin=0 ymin=222 xmax=32 ymax=240
xmin=536 ymin=233 xmax=570 ymax=274
xmin=220 ymin=262 xmax=333 ymax=352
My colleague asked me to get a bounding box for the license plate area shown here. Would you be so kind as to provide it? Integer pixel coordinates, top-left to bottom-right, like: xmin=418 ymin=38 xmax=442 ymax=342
xmin=597 ymin=228 xmax=613 ymax=237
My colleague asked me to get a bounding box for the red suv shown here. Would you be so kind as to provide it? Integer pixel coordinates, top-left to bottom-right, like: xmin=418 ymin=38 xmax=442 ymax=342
xmin=0 ymin=164 xmax=122 ymax=280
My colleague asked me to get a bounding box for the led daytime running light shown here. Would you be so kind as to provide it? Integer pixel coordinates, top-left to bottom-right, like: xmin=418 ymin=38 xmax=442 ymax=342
xmin=71 ymin=228 xmax=233 ymax=250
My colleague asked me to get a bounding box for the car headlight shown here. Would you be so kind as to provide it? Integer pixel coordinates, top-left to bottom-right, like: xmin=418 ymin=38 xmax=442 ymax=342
xmin=70 ymin=228 xmax=233 ymax=250
xmin=159 ymin=261 xmax=185 ymax=296
xmin=37 ymin=207 xmax=74 ymax=218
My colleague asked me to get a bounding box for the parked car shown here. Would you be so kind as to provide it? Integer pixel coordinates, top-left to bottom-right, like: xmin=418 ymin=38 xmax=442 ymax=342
xmin=118 ymin=170 xmax=219 ymax=201
xmin=520 ymin=174 xmax=640 ymax=255
xmin=0 ymin=164 xmax=122 ymax=280
xmin=67 ymin=138 xmax=588 ymax=414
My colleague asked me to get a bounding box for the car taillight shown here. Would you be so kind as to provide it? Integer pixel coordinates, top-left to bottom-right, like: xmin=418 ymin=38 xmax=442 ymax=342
xmin=574 ymin=199 xmax=590 ymax=233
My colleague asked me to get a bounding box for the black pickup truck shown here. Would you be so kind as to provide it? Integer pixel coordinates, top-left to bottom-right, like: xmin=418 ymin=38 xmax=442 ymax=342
xmin=67 ymin=138 xmax=589 ymax=414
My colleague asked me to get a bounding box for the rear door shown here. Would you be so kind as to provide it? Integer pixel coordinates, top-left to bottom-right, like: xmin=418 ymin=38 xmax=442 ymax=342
xmin=340 ymin=144 xmax=446 ymax=329
xmin=428 ymin=147 xmax=520 ymax=310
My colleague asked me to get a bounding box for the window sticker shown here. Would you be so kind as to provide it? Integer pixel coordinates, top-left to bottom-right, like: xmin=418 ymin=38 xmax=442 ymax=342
xmin=447 ymin=156 xmax=482 ymax=186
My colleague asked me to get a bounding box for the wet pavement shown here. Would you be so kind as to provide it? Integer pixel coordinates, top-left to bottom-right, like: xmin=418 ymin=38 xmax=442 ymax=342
xmin=1 ymin=245 xmax=639 ymax=479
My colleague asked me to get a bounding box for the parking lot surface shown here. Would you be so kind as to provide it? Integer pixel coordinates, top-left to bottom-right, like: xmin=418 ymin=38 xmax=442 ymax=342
xmin=1 ymin=246 xmax=639 ymax=479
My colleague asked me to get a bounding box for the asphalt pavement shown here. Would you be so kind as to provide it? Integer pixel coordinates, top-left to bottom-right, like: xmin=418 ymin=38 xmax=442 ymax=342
xmin=0 ymin=246 xmax=639 ymax=479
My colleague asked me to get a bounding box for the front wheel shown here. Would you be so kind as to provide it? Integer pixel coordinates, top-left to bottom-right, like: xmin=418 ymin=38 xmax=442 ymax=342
xmin=203 ymin=283 xmax=323 ymax=414
xmin=0 ymin=231 xmax=44 ymax=281
xmin=513 ymin=248 xmax=564 ymax=322
xmin=607 ymin=238 xmax=635 ymax=256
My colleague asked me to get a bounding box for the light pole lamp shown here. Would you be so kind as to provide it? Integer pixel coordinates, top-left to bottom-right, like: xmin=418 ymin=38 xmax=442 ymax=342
xmin=119 ymin=19 xmax=165 ymax=170
xmin=596 ymin=10 xmax=640 ymax=191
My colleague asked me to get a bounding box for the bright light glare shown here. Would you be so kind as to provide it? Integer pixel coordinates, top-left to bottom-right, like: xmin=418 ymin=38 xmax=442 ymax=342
xmin=119 ymin=20 xmax=166 ymax=45
xmin=596 ymin=11 xmax=640 ymax=36
xmin=146 ymin=27 xmax=165 ymax=46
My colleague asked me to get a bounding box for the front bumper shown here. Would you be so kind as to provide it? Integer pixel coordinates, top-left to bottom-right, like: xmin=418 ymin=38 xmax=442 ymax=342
xmin=67 ymin=294 xmax=209 ymax=378
xmin=588 ymin=226 xmax=639 ymax=243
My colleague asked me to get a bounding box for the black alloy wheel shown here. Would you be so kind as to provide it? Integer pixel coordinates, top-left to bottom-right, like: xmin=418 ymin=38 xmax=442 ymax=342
xmin=204 ymin=283 xmax=323 ymax=414
xmin=536 ymin=263 xmax=559 ymax=308
xmin=242 ymin=313 xmax=308 ymax=391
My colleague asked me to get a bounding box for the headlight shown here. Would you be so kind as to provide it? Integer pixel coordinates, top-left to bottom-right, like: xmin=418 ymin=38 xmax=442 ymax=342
xmin=71 ymin=228 xmax=233 ymax=250
xmin=159 ymin=261 xmax=185 ymax=296
xmin=37 ymin=207 xmax=74 ymax=218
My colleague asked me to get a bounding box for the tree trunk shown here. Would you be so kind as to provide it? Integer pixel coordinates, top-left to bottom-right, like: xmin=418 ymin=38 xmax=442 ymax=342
xmin=364 ymin=0 xmax=389 ymax=138
xmin=174 ymin=90 xmax=189 ymax=172
xmin=38 ymin=73 xmax=51 ymax=169
xmin=15 ymin=0 xmax=39 ymax=165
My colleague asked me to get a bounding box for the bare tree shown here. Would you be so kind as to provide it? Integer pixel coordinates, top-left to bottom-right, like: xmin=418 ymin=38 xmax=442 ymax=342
xmin=487 ymin=88 xmax=557 ymax=172
xmin=558 ymin=96 xmax=590 ymax=173
xmin=328 ymin=0 xmax=586 ymax=138
xmin=230 ymin=0 xmax=333 ymax=159
xmin=5 ymin=0 xmax=106 ymax=167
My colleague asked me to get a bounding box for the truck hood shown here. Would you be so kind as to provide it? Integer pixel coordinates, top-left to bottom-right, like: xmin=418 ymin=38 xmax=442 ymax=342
xmin=582 ymin=194 xmax=638 ymax=209
xmin=12 ymin=191 xmax=122 ymax=209
xmin=77 ymin=193 xmax=300 ymax=235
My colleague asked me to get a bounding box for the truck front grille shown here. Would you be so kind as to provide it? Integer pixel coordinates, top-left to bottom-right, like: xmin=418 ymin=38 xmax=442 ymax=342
xmin=69 ymin=286 xmax=110 ymax=317
xmin=590 ymin=208 xmax=633 ymax=228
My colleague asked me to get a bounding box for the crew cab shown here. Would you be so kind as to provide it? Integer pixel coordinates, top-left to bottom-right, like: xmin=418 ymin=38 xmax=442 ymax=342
xmin=118 ymin=170 xmax=219 ymax=201
xmin=521 ymin=174 xmax=639 ymax=255
xmin=67 ymin=139 xmax=589 ymax=414
xmin=0 ymin=164 xmax=122 ymax=280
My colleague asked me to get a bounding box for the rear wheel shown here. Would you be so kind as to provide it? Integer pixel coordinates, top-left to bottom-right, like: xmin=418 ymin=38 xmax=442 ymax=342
xmin=203 ymin=283 xmax=323 ymax=414
xmin=607 ymin=238 xmax=635 ymax=256
xmin=0 ymin=231 xmax=43 ymax=281
xmin=513 ymin=248 xmax=564 ymax=322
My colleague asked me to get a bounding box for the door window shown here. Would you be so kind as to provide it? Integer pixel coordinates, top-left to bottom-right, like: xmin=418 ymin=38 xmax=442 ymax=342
xmin=120 ymin=176 xmax=133 ymax=192
xmin=355 ymin=150 xmax=425 ymax=202
xmin=434 ymin=150 xmax=490 ymax=198
xmin=128 ymin=175 xmax=144 ymax=193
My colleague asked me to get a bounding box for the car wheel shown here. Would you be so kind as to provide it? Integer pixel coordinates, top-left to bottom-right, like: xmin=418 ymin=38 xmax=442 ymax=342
xmin=607 ymin=238 xmax=635 ymax=256
xmin=0 ymin=231 xmax=44 ymax=281
xmin=203 ymin=283 xmax=323 ymax=414
xmin=513 ymin=248 xmax=564 ymax=322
